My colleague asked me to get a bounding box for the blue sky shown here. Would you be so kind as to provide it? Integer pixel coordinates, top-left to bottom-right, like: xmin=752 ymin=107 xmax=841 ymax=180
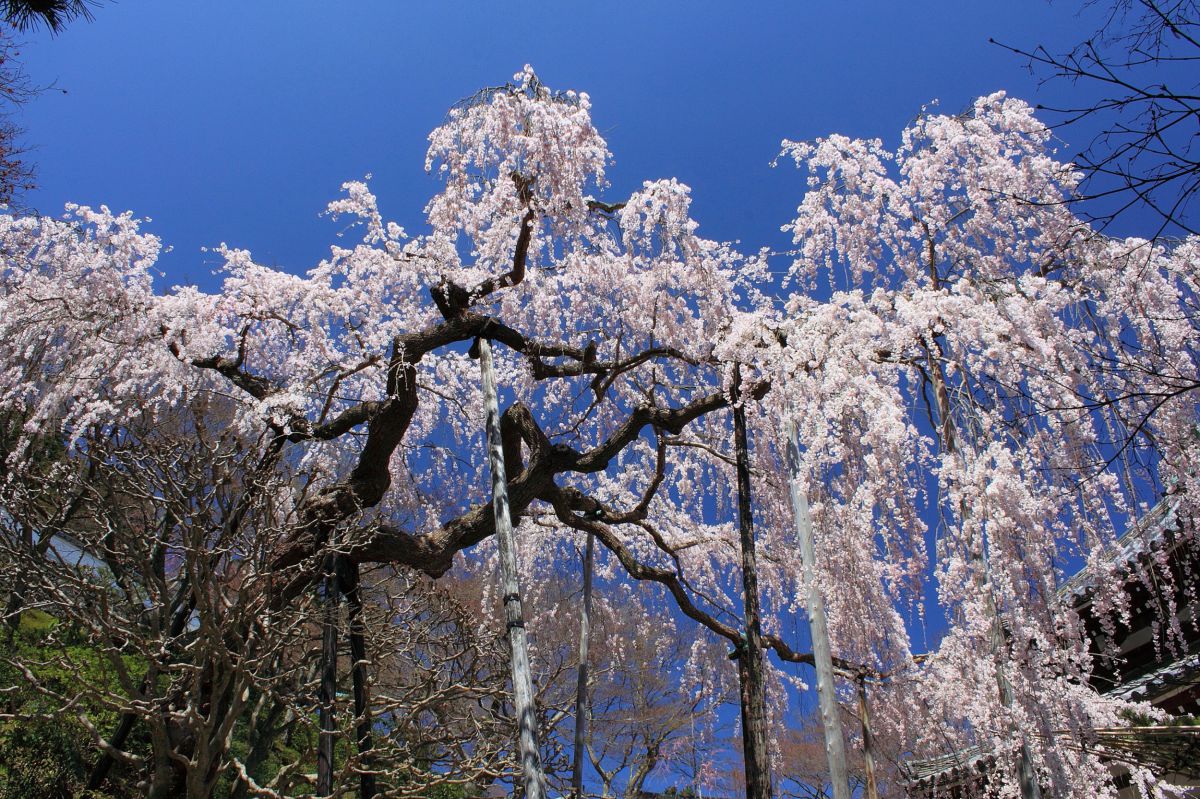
xmin=16 ymin=1 xmax=1107 ymax=290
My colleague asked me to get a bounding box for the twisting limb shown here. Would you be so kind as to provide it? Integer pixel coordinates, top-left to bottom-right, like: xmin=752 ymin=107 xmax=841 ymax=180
xmin=546 ymin=483 xmax=874 ymax=678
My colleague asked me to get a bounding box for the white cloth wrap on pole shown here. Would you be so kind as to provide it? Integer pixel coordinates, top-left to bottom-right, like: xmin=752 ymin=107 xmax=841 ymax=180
xmin=478 ymin=336 xmax=547 ymax=799
xmin=785 ymin=420 xmax=851 ymax=799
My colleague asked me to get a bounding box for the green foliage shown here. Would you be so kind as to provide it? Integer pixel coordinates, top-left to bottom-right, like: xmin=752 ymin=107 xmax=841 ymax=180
xmin=1118 ymin=707 xmax=1200 ymax=728
xmin=17 ymin=607 xmax=54 ymax=632
xmin=661 ymin=787 xmax=701 ymax=799
xmin=0 ymin=611 xmax=143 ymax=798
xmin=0 ymin=718 xmax=89 ymax=799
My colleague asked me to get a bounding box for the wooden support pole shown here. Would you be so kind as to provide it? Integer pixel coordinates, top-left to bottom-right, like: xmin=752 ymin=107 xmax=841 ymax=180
xmin=477 ymin=336 xmax=547 ymax=799
xmin=731 ymin=365 xmax=774 ymax=799
xmin=784 ymin=420 xmax=851 ymax=799
xmin=570 ymin=532 xmax=595 ymax=799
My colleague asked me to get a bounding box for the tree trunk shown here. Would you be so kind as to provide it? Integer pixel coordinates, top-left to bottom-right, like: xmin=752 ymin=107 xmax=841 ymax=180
xmin=855 ymin=677 xmax=879 ymax=799
xmin=477 ymin=335 xmax=547 ymax=799
xmin=317 ymin=556 xmax=339 ymax=798
xmin=343 ymin=558 xmax=377 ymax=799
xmin=571 ymin=532 xmax=595 ymax=799
xmin=731 ymin=365 xmax=773 ymax=799
xmin=784 ymin=420 xmax=851 ymax=799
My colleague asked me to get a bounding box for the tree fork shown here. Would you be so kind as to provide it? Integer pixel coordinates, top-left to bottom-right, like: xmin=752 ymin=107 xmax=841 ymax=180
xmin=85 ymin=580 xmax=196 ymax=792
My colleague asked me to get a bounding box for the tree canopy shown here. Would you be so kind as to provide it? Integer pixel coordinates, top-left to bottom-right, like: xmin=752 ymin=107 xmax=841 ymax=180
xmin=0 ymin=66 xmax=1197 ymax=798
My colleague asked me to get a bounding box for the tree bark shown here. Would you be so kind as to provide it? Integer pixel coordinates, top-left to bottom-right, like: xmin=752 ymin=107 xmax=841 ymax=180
xmin=317 ymin=556 xmax=339 ymax=798
xmin=343 ymin=559 xmax=377 ymax=799
xmin=855 ymin=677 xmax=879 ymax=799
xmin=731 ymin=365 xmax=773 ymax=799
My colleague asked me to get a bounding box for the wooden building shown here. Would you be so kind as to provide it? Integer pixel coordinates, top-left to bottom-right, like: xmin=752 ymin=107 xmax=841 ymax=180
xmin=903 ymin=497 xmax=1200 ymax=796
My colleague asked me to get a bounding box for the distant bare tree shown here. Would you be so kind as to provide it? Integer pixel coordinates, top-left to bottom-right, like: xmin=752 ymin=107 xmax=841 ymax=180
xmin=583 ymin=605 xmax=731 ymax=799
xmin=0 ymin=24 xmax=33 ymax=206
xmin=997 ymin=0 xmax=1200 ymax=235
xmin=0 ymin=397 xmax=516 ymax=797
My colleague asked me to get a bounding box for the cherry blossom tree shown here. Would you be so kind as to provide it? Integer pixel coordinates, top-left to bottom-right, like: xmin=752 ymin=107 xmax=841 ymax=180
xmin=565 ymin=583 xmax=732 ymax=799
xmin=0 ymin=65 xmax=1195 ymax=799
xmin=742 ymin=90 xmax=1200 ymax=798
xmin=0 ymin=67 xmax=800 ymax=796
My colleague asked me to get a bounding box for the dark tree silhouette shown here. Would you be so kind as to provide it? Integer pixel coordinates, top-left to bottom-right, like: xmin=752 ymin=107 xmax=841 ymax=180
xmin=997 ymin=0 xmax=1200 ymax=236
xmin=2 ymin=0 xmax=99 ymax=34
xmin=0 ymin=25 xmax=33 ymax=205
